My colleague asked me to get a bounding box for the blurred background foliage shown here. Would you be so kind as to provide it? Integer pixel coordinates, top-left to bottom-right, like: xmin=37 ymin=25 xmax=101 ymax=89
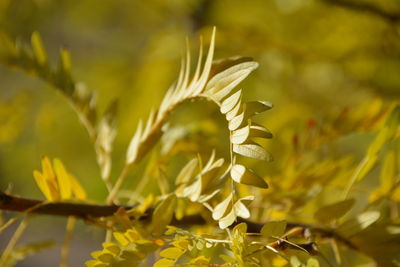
xmin=1 ymin=0 xmax=400 ymax=266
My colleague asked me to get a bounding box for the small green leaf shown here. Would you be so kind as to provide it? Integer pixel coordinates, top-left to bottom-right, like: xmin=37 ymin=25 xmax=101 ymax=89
xmin=261 ymin=220 xmax=287 ymax=237
xmin=314 ymin=199 xmax=355 ymax=223
xmin=220 ymin=254 xmax=236 ymax=263
xmin=151 ymin=194 xmax=177 ymax=236
xmin=175 ymin=158 xmax=198 ymax=185
xmin=233 ymin=222 xmax=247 ymax=235
xmin=306 ymin=258 xmax=320 ymax=267
xmin=337 ymin=211 xmax=380 ymax=236
xmin=380 ymin=151 xmax=396 ymax=192
xmin=59 ymin=48 xmax=72 ymax=73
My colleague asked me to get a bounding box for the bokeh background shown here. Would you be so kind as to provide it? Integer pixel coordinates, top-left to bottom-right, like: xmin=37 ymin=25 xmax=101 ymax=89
xmin=1 ymin=0 xmax=400 ymax=266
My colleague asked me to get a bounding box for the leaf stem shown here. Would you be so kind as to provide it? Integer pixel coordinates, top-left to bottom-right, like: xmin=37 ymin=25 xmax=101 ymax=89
xmin=107 ymin=164 xmax=131 ymax=205
xmin=0 ymin=217 xmax=30 ymax=266
xmin=60 ymin=216 xmax=76 ymax=267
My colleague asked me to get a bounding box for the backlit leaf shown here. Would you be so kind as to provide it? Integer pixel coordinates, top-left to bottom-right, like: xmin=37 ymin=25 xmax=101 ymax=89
xmin=212 ymin=193 xmax=233 ymax=220
xmin=175 ymin=158 xmax=198 ymax=185
xmin=228 ymin=112 xmax=245 ymax=131
xmin=230 ymin=164 xmax=268 ymax=188
xmin=233 ymin=142 xmax=272 ymax=161
xmin=126 ymin=120 xmax=143 ymax=164
xmin=231 ymin=125 xmax=250 ymax=144
xmin=205 ymin=61 xmax=259 ymax=101
xmin=219 ymin=208 xmax=236 ymax=229
xmin=221 ymin=89 xmax=242 ymax=114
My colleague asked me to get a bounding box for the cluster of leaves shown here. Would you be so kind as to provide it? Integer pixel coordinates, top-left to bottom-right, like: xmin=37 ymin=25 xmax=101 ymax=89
xmin=1 ymin=25 xmax=400 ymax=267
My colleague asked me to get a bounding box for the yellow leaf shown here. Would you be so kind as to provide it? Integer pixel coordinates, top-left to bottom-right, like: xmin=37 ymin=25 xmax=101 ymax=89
xmin=190 ymin=255 xmax=210 ymax=264
xmin=84 ymin=260 xmax=98 ymax=267
xmin=154 ymin=258 xmax=175 ymax=267
xmin=159 ymin=247 xmax=185 ymax=260
xmin=69 ymin=174 xmax=87 ymax=200
xmin=33 ymin=170 xmax=52 ymax=201
xmin=125 ymin=228 xmax=142 ymax=242
xmin=102 ymin=242 xmax=120 ymax=255
xmin=41 ymin=156 xmax=59 ymax=201
xmin=172 ymin=240 xmax=190 ymax=250
xmin=31 ymin=32 xmax=47 ymax=65
xmin=113 ymin=232 xmax=130 ymax=246
xmin=59 ymin=48 xmax=72 ymax=72
xmin=307 ymin=258 xmax=320 ymax=267
xmin=314 ymin=199 xmax=355 ymax=223
xmin=380 ymin=151 xmax=396 ymax=193
xmin=53 ymin=158 xmax=72 ymax=200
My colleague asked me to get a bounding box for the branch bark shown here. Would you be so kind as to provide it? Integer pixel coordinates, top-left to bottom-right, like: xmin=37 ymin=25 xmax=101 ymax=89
xmin=1 ymin=191 xmax=357 ymax=251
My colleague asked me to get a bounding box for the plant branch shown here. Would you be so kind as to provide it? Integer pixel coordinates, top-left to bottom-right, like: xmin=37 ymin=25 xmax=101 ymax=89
xmin=1 ymin=191 xmax=357 ymax=251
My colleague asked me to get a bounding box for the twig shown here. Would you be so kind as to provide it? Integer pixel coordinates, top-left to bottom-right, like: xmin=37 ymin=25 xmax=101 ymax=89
xmin=0 ymin=191 xmax=357 ymax=251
